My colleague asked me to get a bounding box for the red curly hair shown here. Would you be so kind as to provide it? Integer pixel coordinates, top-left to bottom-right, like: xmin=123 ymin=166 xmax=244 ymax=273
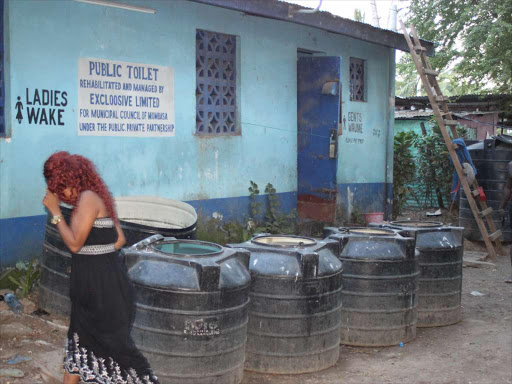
xmin=43 ymin=151 xmax=118 ymax=222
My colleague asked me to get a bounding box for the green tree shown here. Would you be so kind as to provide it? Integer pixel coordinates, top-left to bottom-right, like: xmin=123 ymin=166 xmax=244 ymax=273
xmin=398 ymin=0 xmax=512 ymax=95
xmin=393 ymin=131 xmax=417 ymax=219
xmin=414 ymin=121 xmax=470 ymax=208
xmin=354 ymin=8 xmax=365 ymax=23
xmin=396 ymin=68 xmax=482 ymax=97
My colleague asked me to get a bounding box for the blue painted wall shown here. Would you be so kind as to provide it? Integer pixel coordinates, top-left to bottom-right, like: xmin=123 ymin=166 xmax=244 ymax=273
xmin=337 ymin=49 xmax=395 ymax=219
xmin=0 ymin=0 xmax=4 ymax=136
xmin=1 ymin=0 xmax=395 ymax=266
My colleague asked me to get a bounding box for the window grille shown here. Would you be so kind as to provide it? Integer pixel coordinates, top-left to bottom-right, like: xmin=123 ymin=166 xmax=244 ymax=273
xmin=350 ymin=57 xmax=365 ymax=102
xmin=196 ymin=29 xmax=238 ymax=135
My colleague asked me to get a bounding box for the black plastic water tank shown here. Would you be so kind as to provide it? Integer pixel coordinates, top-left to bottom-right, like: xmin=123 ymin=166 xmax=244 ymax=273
xmin=38 ymin=198 xmax=198 ymax=317
xmin=38 ymin=206 xmax=73 ymax=316
xmin=377 ymin=221 xmax=463 ymax=327
xmin=117 ymin=196 xmax=198 ymax=244
xmin=324 ymin=227 xmax=418 ymax=347
xmin=459 ymin=137 xmax=512 ymax=241
xmin=123 ymin=235 xmax=251 ymax=384
xmin=228 ymin=235 xmax=343 ymax=374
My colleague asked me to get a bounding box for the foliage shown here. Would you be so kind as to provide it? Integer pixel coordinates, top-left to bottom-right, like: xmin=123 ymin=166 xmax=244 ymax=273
xmin=354 ymin=8 xmax=365 ymax=23
xmin=413 ymin=120 xmax=469 ymax=208
xmin=395 ymin=64 xmax=420 ymax=97
xmin=223 ymin=221 xmax=254 ymax=244
xmin=7 ymin=259 xmax=41 ymax=298
xmin=393 ymin=131 xmax=417 ymax=219
xmin=196 ymin=217 xmax=235 ymax=245
xmin=413 ymin=123 xmax=452 ymax=207
xmin=248 ymin=180 xmax=261 ymax=220
xmin=396 ymin=68 xmax=482 ymax=97
xmin=263 ymin=183 xmax=297 ymax=235
xmin=196 ymin=181 xmax=297 ymax=245
xmin=197 ymin=218 xmax=259 ymax=245
xmin=397 ymin=0 xmax=512 ymax=95
xmin=349 ymin=207 xmax=366 ymax=226
xmin=0 ymin=269 xmax=20 ymax=291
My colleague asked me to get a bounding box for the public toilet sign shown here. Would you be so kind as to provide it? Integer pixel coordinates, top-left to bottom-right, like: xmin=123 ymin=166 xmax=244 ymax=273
xmin=77 ymin=58 xmax=175 ymax=137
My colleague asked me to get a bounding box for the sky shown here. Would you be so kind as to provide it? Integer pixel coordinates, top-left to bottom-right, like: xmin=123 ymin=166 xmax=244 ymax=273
xmin=281 ymin=0 xmax=412 ymax=30
xmin=281 ymin=0 xmax=412 ymax=63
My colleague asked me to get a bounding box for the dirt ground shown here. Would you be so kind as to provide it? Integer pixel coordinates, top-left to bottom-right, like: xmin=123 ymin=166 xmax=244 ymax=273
xmin=242 ymin=248 xmax=512 ymax=384
xmin=1 ymin=217 xmax=511 ymax=384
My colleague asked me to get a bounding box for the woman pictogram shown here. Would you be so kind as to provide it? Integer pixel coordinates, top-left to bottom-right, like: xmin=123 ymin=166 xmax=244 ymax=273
xmin=15 ymin=96 xmax=24 ymax=124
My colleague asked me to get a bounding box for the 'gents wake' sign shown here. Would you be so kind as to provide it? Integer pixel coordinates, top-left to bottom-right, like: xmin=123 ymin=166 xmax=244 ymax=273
xmin=77 ymin=58 xmax=175 ymax=137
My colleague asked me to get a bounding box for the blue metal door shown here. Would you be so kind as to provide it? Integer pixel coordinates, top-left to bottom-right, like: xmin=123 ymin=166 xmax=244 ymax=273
xmin=297 ymin=56 xmax=341 ymax=222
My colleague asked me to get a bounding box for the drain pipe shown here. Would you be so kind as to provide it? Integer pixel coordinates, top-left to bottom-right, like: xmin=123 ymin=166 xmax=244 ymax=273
xmin=385 ymin=48 xmax=396 ymax=220
xmin=288 ymin=0 xmax=322 ymax=17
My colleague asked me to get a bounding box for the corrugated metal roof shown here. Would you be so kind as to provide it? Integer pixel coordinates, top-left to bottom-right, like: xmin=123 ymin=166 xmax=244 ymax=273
xmin=395 ymin=110 xmax=502 ymax=119
xmin=278 ymin=0 xmax=420 ymax=37
xmin=188 ymin=0 xmax=435 ymax=55
xmin=397 ymin=95 xmax=510 ymax=103
xmin=395 ymin=110 xmax=434 ymax=119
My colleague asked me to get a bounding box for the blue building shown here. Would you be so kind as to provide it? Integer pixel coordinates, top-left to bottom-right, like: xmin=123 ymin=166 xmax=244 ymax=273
xmin=0 ymin=0 xmax=434 ymax=267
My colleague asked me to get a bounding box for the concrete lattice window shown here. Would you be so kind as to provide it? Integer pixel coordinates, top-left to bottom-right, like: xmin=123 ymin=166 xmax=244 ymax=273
xmin=350 ymin=57 xmax=366 ymax=102
xmin=195 ymin=29 xmax=238 ymax=135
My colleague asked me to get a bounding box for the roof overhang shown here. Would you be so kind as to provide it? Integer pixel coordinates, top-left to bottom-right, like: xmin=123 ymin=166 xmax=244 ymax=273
xmin=188 ymin=0 xmax=435 ymax=56
xmin=395 ymin=110 xmax=503 ymax=119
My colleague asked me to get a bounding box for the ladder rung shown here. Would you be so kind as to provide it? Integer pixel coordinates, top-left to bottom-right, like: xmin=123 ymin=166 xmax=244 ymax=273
xmin=402 ymin=21 xmax=499 ymax=260
xmin=423 ymin=69 xmax=439 ymax=76
xmin=401 ymin=21 xmax=500 ymax=260
xmin=479 ymin=207 xmax=493 ymax=218
xmin=488 ymin=230 xmax=502 ymax=242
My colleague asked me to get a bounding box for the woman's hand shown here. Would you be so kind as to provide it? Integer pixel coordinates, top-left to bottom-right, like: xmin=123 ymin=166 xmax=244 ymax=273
xmin=43 ymin=190 xmax=61 ymax=216
xmin=114 ymin=222 xmax=127 ymax=250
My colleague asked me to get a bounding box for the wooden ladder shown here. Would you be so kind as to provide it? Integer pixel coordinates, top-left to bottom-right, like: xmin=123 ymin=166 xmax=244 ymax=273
xmin=400 ymin=21 xmax=503 ymax=260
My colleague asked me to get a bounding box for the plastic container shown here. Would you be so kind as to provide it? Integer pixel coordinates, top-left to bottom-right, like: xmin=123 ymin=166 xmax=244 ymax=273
xmin=228 ymin=235 xmax=343 ymax=374
xmin=374 ymin=221 xmax=464 ymax=327
xmin=460 ymin=138 xmax=512 ymax=241
xmin=123 ymin=235 xmax=251 ymax=384
xmin=324 ymin=227 xmax=419 ymax=347
xmin=39 ymin=197 xmax=198 ymax=317
xmin=364 ymin=212 xmax=385 ymax=225
xmin=116 ymin=196 xmax=198 ymax=245
xmin=4 ymin=293 xmax=24 ymax=314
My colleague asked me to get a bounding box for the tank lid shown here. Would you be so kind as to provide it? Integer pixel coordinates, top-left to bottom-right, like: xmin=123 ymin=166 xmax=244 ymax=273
xmin=496 ymin=134 xmax=512 ymax=146
xmin=341 ymin=228 xmax=396 ymax=236
xmin=152 ymin=240 xmax=222 ymax=257
xmin=467 ymin=141 xmax=484 ymax=150
xmin=116 ymin=196 xmax=197 ymax=230
xmin=251 ymin=235 xmax=316 ymax=247
xmin=390 ymin=220 xmax=442 ymax=228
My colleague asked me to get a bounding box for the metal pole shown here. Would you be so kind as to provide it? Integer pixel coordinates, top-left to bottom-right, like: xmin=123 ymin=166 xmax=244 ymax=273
xmin=370 ymin=0 xmax=380 ymax=28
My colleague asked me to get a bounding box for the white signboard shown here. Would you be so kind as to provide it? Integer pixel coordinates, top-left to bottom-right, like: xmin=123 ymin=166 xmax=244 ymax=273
xmin=77 ymin=58 xmax=175 ymax=137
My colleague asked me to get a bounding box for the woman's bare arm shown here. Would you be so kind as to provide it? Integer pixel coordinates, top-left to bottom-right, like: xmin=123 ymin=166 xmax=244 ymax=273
xmin=114 ymin=222 xmax=126 ymax=250
xmin=43 ymin=191 xmax=103 ymax=253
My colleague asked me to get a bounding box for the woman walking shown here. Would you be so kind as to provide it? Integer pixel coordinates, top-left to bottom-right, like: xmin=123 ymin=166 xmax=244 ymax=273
xmin=42 ymin=151 xmax=159 ymax=384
